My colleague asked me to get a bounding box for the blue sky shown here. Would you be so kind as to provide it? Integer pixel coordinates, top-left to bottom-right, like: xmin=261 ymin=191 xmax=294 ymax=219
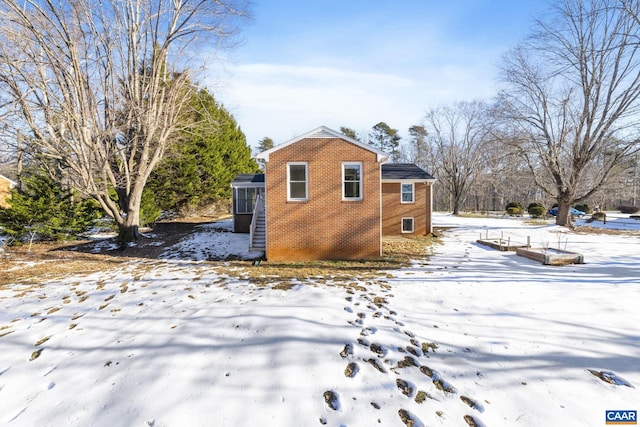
xmin=205 ymin=1 xmax=551 ymax=149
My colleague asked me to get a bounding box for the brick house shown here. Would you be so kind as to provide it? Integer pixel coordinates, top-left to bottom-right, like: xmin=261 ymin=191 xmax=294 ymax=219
xmin=0 ymin=174 xmax=17 ymax=209
xmin=381 ymin=163 xmax=435 ymax=237
xmin=231 ymin=126 xmax=435 ymax=261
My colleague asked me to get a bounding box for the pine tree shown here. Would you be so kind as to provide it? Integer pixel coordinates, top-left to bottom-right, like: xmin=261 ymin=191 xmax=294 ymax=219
xmin=257 ymin=137 xmax=274 ymax=152
xmin=0 ymin=172 xmax=101 ymax=244
xmin=340 ymin=127 xmax=360 ymax=141
xmin=146 ymin=87 xmax=260 ymax=214
xmin=402 ymin=125 xmax=430 ymax=166
xmin=369 ymin=122 xmax=401 ymax=161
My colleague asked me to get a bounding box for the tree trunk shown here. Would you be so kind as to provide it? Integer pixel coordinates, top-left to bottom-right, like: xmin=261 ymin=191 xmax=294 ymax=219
xmin=117 ymin=223 xmax=140 ymax=246
xmin=116 ymin=186 xmax=143 ymax=245
xmin=116 ymin=187 xmax=129 ymax=213
xmin=555 ymin=196 xmax=573 ymax=226
xmin=452 ymin=196 xmax=460 ymax=215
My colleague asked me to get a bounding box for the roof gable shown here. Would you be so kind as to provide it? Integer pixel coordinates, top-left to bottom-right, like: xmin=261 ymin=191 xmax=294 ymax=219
xmin=255 ymin=126 xmax=388 ymax=162
xmin=381 ymin=163 xmax=435 ymax=181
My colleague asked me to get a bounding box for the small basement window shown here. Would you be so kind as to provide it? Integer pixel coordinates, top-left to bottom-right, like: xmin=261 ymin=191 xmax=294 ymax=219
xmin=402 ymin=217 xmax=414 ymax=233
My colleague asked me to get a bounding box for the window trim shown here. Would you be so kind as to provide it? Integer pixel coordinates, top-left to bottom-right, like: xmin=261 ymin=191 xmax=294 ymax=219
xmin=401 ymin=182 xmax=415 ymax=204
xmin=235 ymin=187 xmax=260 ymax=214
xmin=401 ymin=217 xmax=414 ymax=233
xmin=287 ymin=162 xmax=308 ymax=201
xmin=342 ymin=162 xmax=363 ymax=201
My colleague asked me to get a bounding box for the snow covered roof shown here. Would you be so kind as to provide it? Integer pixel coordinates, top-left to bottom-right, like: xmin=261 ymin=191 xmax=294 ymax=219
xmin=255 ymin=126 xmax=389 ymax=162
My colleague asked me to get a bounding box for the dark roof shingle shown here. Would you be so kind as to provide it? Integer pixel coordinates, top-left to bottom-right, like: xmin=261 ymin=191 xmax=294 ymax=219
xmin=231 ymin=173 xmax=265 ymax=184
xmin=381 ymin=163 xmax=434 ymax=180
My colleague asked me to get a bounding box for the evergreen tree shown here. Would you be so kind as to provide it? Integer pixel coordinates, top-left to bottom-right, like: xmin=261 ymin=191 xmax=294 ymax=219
xmin=409 ymin=125 xmax=427 ymax=146
xmin=0 ymin=171 xmax=101 ymax=244
xmin=146 ymin=87 xmax=260 ymax=214
xmin=369 ymin=122 xmax=401 ymax=161
xmin=257 ymin=137 xmax=274 ymax=152
xmin=340 ymin=127 xmax=360 ymax=141
xmin=402 ymin=125 xmax=431 ymax=166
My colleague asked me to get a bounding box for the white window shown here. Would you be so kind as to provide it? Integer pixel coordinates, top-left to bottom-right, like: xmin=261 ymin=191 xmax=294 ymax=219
xmin=401 ymin=183 xmax=414 ymax=203
xmin=236 ymin=188 xmax=259 ymax=214
xmin=402 ymin=217 xmax=414 ymax=233
xmin=287 ymin=162 xmax=308 ymax=201
xmin=343 ymin=162 xmax=362 ymax=200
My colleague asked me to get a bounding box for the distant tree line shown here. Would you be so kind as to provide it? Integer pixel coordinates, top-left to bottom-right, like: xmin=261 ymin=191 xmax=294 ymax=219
xmin=333 ymin=0 xmax=640 ymax=226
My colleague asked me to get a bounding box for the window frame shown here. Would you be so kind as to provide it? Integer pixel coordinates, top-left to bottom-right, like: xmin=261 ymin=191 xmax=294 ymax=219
xmin=235 ymin=187 xmax=259 ymax=214
xmin=401 ymin=182 xmax=415 ymax=204
xmin=401 ymin=217 xmax=414 ymax=233
xmin=287 ymin=162 xmax=308 ymax=201
xmin=342 ymin=162 xmax=363 ymax=201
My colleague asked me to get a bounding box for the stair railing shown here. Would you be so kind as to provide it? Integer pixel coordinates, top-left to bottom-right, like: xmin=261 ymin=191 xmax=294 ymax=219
xmin=249 ymin=193 xmax=263 ymax=248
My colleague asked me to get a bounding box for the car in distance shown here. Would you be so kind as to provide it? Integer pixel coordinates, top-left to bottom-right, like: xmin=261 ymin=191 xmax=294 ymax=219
xmin=547 ymin=207 xmax=586 ymax=217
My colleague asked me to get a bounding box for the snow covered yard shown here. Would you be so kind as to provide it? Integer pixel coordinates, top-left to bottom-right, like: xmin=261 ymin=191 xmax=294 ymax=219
xmin=0 ymin=214 xmax=639 ymax=427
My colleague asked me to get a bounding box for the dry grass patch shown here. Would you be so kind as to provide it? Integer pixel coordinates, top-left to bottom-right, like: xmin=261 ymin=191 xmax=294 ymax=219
xmin=221 ymin=235 xmax=437 ymax=288
xmin=573 ymin=225 xmax=640 ymax=235
xmin=34 ymin=335 xmax=51 ymax=346
xmin=272 ymin=281 xmax=299 ymax=291
xmin=1 ymin=242 xmax=126 ymax=287
xmin=46 ymin=307 xmax=61 ymax=315
xmin=0 ymin=229 xmax=438 ymax=290
xmin=229 ymin=259 xmax=398 ymax=287
xmin=524 ymin=218 xmax=553 ymax=226
xmin=29 ymin=348 xmax=43 ymax=361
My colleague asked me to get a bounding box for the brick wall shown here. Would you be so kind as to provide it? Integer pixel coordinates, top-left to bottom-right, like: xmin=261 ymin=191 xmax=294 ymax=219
xmin=0 ymin=178 xmax=12 ymax=209
xmin=265 ymin=138 xmax=381 ymax=261
xmin=381 ymin=182 xmax=432 ymax=235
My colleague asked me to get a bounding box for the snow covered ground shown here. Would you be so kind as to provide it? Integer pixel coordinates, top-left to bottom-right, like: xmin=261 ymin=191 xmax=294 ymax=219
xmin=1 ymin=213 xmax=639 ymax=427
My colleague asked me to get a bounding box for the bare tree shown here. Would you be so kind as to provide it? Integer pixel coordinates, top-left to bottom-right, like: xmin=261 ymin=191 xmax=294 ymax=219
xmin=424 ymin=101 xmax=490 ymax=215
xmin=0 ymin=0 xmax=248 ymax=242
xmin=497 ymin=0 xmax=640 ymax=226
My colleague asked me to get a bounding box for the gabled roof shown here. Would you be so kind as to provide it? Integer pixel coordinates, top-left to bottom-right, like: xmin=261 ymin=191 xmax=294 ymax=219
xmin=0 ymin=174 xmax=17 ymax=188
xmin=255 ymin=126 xmax=389 ymax=162
xmin=231 ymin=173 xmax=265 ymax=187
xmin=381 ymin=163 xmax=435 ymax=182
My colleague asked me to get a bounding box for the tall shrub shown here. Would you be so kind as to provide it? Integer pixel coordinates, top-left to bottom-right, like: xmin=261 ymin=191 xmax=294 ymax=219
xmin=527 ymin=202 xmax=546 ymax=218
xmin=146 ymin=87 xmax=260 ymax=215
xmin=0 ymin=173 xmax=101 ymax=243
xmin=506 ymin=201 xmax=525 ymax=216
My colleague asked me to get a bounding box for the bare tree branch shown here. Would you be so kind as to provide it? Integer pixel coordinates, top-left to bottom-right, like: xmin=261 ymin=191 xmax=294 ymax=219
xmin=497 ymin=0 xmax=640 ymax=225
xmin=0 ymin=0 xmax=249 ymax=241
xmin=424 ymin=101 xmax=491 ymax=215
